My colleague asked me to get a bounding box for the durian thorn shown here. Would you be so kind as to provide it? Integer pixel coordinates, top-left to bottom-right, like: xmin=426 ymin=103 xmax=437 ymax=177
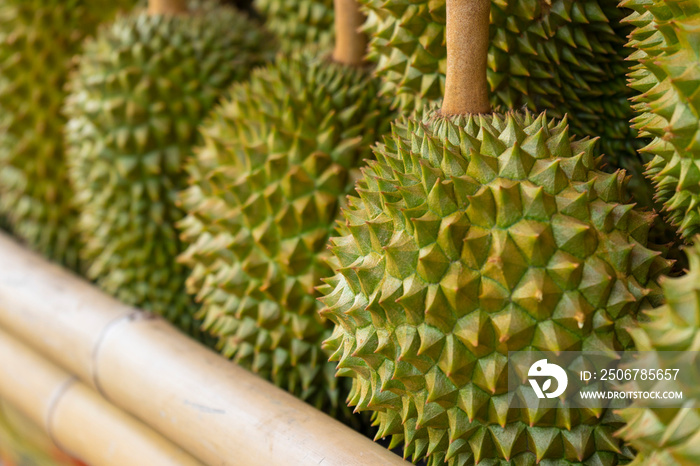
xmin=332 ymin=0 xmax=367 ymax=66
xmin=148 ymin=0 xmax=187 ymax=15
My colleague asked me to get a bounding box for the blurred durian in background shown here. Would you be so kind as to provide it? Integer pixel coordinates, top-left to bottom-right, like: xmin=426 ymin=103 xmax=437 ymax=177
xmin=64 ymin=0 xmax=275 ymax=334
xmin=0 ymin=0 xmax=136 ymax=269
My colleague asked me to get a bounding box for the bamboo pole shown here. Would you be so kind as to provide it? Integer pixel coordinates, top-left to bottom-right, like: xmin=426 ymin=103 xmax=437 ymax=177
xmin=332 ymin=0 xmax=367 ymax=66
xmin=441 ymin=0 xmax=491 ymax=115
xmin=0 ymin=327 xmax=202 ymax=466
xmin=149 ymin=0 xmax=188 ymax=15
xmin=0 ymin=233 xmax=409 ymax=466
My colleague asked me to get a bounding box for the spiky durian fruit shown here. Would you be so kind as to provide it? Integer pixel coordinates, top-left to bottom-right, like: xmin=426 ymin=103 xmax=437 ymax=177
xmin=624 ymin=0 xmax=700 ymax=239
xmin=0 ymin=0 xmax=136 ymax=268
xmin=617 ymin=243 xmax=700 ymax=466
xmin=178 ymin=50 xmax=394 ymax=413
xmin=320 ymin=108 xmax=671 ymax=465
xmin=358 ymin=0 xmax=640 ymax=159
xmin=65 ymin=2 xmax=274 ymax=332
xmin=254 ymin=0 xmax=334 ymax=52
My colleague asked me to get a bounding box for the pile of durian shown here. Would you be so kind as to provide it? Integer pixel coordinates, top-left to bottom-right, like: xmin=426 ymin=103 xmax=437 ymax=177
xmin=0 ymin=0 xmax=699 ymax=464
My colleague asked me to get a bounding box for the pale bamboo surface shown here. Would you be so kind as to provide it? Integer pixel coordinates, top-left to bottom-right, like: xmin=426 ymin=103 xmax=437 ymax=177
xmin=0 ymin=233 xmax=409 ymax=466
xmin=0 ymin=234 xmax=133 ymax=384
xmin=332 ymin=0 xmax=367 ymax=66
xmin=0 ymin=327 xmax=202 ymax=466
xmin=149 ymin=0 xmax=188 ymax=15
xmin=442 ymin=0 xmax=491 ymax=115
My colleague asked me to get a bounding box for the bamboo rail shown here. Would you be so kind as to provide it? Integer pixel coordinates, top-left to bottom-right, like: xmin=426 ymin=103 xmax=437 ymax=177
xmin=0 ymin=328 xmax=202 ymax=466
xmin=0 ymin=233 xmax=409 ymax=466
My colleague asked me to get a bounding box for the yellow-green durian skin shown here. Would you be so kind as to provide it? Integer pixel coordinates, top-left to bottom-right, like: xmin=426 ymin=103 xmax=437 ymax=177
xmin=254 ymin=0 xmax=334 ymax=52
xmin=320 ymin=109 xmax=671 ymax=465
xmin=0 ymin=0 xmax=135 ymax=269
xmin=65 ymin=4 xmax=275 ymax=333
xmin=617 ymin=242 xmax=700 ymax=466
xmin=624 ymin=0 xmax=700 ymax=239
xmin=178 ymin=50 xmax=395 ymax=414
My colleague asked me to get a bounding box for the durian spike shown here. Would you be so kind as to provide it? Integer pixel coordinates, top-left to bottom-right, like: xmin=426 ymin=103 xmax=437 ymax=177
xmin=148 ymin=0 xmax=187 ymax=15
xmin=442 ymin=0 xmax=491 ymax=115
xmin=332 ymin=0 xmax=366 ymax=66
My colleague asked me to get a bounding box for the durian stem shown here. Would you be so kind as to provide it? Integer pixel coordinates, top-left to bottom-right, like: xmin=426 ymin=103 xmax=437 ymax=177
xmin=442 ymin=0 xmax=491 ymax=115
xmin=332 ymin=0 xmax=367 ymax=66
xmin=148 ymin=0 xmax=187 ymax=15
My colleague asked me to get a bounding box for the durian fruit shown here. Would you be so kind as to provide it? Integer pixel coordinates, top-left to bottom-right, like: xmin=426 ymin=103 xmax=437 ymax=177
xmin=254 ymin=0 xmax=335 ymax=52
xmin=0 ymin=0 xmax=136 ymax=269
xmin=357 ymin=0 xmax=638 ymax=156
xmin=178 ymin=0 xmax=394 ymax=414
xmin=624 ymin=0 xmax=700 ymax=239
xmin=320 ymin=1 xmax=670 ymax=464
xmin=65 ymin=0 xmax=275 ymax=333
xmin=617 ymin=242 xmax=700 ymax=465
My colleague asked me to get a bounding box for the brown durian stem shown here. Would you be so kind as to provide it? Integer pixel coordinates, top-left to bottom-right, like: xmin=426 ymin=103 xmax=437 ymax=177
xmin=148 ymin=0 xmax=187 ymax=15
xmin=332 ymin=0 xmax=367 ymax=66
xmin=442 ymin=0 xmax=491 ymax=115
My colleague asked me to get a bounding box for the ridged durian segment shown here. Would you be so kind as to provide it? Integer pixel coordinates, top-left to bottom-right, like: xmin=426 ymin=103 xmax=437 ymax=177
xmin=0 ymin=0 xmax=135 ymax=269
xmin=320 ymin=109 xmax=671 ymax=465
xmin=617 ymin=242 xmax=700 ymax=466
xmin=178 ymin=50 xmax=395 ymax=413
xmin=65 ymin=4 xmax=275 ymax=333
xmin=358 ymin=0 xmax=641 ymax=159
xmin=254 ymin=0 xmax=334 ymax=52
xmin=624 ymin=0 xmax=700 ymax=239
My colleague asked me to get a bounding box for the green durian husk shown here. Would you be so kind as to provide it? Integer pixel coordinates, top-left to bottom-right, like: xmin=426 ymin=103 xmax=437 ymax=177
xmin=254 ymin=0 xmax=334 ymax=52
xmin=617 ymin=242 xmax=700 ymax=466
xmin=320 ymin=108 xmax=672 ymax=465
xmin=64 ymin=2 xmax=275 ymax=334
xmin=0 ymin=0 xmax=136 ymax=269
xmin=623 ymin=0 xmax=700 ymax=240
xmin=178 ymin=49 xmax=395 ymax=419
xmin=358 ymin=0 xmax=645 ymax=166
